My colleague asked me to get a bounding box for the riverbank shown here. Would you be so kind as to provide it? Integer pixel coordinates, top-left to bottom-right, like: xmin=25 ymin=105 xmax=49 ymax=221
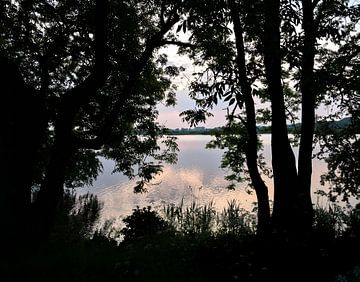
xmin=4 ymin=197 xmax=360 ymax=282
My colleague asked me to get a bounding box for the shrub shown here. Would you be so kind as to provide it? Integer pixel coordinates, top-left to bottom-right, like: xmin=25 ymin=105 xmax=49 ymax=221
xmin=346 ymin=203 xmax=360 ymax=239
xmin=312 ymin=202 xmax=350 ymax=241
xmin=121 ymin=206 xmax=170 ymax=241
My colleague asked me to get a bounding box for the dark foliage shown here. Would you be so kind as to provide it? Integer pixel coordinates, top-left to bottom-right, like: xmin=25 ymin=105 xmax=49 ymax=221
xmin=3 ymin=201 xmax=360 ymax=282
xmin=121 ymin=206 xmax=171 ymax=241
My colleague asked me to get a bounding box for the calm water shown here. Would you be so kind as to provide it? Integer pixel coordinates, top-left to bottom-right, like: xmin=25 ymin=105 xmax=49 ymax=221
xmin=80 ymin=135 xmax=329 ymax=220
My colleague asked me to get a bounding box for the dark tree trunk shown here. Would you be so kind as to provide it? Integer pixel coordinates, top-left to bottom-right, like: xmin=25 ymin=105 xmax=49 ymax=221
xmin=0 ymin=55 xmax=47 ymax=248
xmin=263 ymin=0 xmax=299 ymax=232
xmin=31 ymin=0 xmax=109 ymax=238
xmin=32 ymin=116 xmax=75 ymax=238
xmin=229 ymin=0 xmax=271 ymax=235
xmin=297 ymin=0 xmax=316 ymax=232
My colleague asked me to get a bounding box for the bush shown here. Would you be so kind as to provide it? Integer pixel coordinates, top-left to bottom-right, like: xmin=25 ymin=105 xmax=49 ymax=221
xmin=121 ymin=206 xmax=170 ymax=241
xmin=312 ymin=202 xmax=349 ymax=241
xmin=346 ymin=203 xmax=360 ymax=239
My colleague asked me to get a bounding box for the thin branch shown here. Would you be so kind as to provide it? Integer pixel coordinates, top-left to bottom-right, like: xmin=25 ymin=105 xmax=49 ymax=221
xmin=160 ymin=1 xmax=166 ymax=27
xmin=285 ymin=105 xmax=299 ymax=132
xmin=161 ymin=40 xmax=195 ymax=48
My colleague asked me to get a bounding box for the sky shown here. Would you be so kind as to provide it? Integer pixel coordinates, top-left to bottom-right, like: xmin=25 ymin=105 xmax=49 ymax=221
xmin=155 ymin=7 xmax=360 ymax=130
xmin=156 ymin=44 xmax=228 ymax=129
xmin=155 ymin=45 xmax=349 ymax=129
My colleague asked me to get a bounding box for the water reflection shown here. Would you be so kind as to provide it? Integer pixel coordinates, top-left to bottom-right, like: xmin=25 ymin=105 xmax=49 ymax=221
xmin=80 ymin=135 xmax=330 ymax=220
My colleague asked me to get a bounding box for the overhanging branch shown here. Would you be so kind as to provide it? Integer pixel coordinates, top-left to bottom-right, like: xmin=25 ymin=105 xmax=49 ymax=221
xmin=60 ymin=0 xmax=109 ymax=114
xmin=161 ymin=40 xmax=195 ymax=48
xmin=76 ymin=6 xmax=181 ymax=150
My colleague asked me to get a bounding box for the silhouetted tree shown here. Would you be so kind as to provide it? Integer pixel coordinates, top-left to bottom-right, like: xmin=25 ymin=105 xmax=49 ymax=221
xmin=179 ymin=0 xmax=359 ymax=236
xmin=0 ymin=0 xmax=185 ymax=240
xmin=315 ymin=14 xmax=360 ymax=203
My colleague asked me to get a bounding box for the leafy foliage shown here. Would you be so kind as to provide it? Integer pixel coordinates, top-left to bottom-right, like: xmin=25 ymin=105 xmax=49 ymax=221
xmin=178 ymin=0 xmax=360 ymax=213
xmin=314 ymin=13 xmax=360 ymax=202
xmin=206 ymin=121 xmax=271 ymax=190
xmin=312 ymin=201 xmax=350 ymax=240
xmin=0 ymin=0 xmax=183 ymax=192
xmin=121 ymin=206 xmax=170 ymax=241
xmin=318 ymin=133 xmax=360 ymax=202
xmin=4 ymin=197 xmax=360 ymax=282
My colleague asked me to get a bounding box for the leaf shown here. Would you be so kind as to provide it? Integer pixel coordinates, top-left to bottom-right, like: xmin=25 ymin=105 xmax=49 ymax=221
xmin=182 ymin=20 xmax=187 ymax=33
xmin=176 ymin=24 xmax=182 ymax=33
xmin=213 ymin=95 xmax=218 ymax=105
xmin=229 ymin=98 xmax=236 ymax=106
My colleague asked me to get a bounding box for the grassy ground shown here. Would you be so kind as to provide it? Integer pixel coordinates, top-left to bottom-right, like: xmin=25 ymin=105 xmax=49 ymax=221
xmin=2 ymin=198 xmax=360 ymax=282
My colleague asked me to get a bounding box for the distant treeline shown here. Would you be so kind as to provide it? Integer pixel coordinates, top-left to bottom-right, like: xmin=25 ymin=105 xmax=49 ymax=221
xmin=165 ymin=117 xmax=354 ymax=135
xmin=165 ymin=127 xmax=222 ymax=135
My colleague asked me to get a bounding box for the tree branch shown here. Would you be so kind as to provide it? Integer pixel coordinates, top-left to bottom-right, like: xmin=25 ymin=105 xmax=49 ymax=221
xmin=160 ymin=1 xmax=166 ymax=27
xmin=76 ymin=7 xmax=180 ymax=150
xmin=161 ymin=40 xmax=195 ymax=48
xmin=61 ymin=0 xmax=108 ymax=114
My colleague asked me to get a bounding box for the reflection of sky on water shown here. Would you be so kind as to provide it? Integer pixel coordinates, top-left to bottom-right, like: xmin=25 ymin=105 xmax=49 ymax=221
xmin=80 ymin=135 xmax=331 ymax=220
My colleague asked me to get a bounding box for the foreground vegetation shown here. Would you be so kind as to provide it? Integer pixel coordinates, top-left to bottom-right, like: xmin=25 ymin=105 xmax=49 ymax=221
xmin=1 ymin=0 xmax=359 ymax=261
xmin=3 ymin=193 xmax=360 ymax=282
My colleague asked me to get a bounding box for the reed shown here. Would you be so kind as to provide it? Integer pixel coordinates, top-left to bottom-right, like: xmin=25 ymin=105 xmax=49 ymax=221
xmin=163 ymin=198 xmax=256 ymax=237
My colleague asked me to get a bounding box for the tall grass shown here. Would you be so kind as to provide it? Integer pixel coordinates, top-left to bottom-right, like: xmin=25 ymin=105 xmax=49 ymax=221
xmin=163 ymin=199 xmax=257 ymax=237
xmin=52 ymin=191 xmax=104 ymax=242
xmin=312 ymin=201 xmax=354 ymax=240
xmin=217 ymin=199 xmax=257 ymax=236
xmin=163 ymin=199 xmax=216 ymax=236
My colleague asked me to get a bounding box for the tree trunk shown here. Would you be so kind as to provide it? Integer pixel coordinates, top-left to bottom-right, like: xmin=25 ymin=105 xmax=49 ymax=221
xmin=297 ymin=0 xmax=316 ymax=232
xmin=229 ymin=0 xmax=271 ymax=235
xmin=0 ymin=55 xmax=47 ymax=249
xmin=32 ymin=117 xmax=74 ymax=238
xmin=263 ymin=0 xmax=299 ymax=233
xmin=31 ymin=0 xmax=109 ymax=238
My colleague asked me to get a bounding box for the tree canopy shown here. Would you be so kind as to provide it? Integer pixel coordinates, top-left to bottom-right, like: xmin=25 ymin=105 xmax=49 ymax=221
xmin=0 ymin=0 xmax=186 ymax=240
xmin=178 ymin=0 xmax=359 ymax=234
xmin=0 ymin=0 xmax=359 ymax=241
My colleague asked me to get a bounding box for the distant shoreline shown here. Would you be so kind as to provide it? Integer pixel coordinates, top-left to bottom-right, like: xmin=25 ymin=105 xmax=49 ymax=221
xmin=164 ymin=117 xmax=353 ymax=135
xmin=164 ymin=127 xmax=272 ymax=135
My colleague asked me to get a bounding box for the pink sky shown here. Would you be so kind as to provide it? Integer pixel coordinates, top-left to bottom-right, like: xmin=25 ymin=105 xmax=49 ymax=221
xmin=157 ymin=109 xmax=227 ymax=129
xmin=156 ymin=86 xmax=228 ymax=128
xmin=155 ymin=42 xmax=334 ymax=129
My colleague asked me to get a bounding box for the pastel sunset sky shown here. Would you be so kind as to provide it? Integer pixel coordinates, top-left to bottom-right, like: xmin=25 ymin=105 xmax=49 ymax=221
xmin=156 ymin=44 xmax=228 ymax=129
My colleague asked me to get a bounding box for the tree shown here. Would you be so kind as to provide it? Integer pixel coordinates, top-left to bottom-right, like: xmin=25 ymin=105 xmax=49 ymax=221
xmin=0 ymin=0 xmax=185 ymax=240
xmin=262 ymin=0 xmax=301 ymax=232
xmin=177 ymin=0 xmax=273 ymax=234
xmin=314 ymin=3 xmax=360 ymax=202
xmin=180 ymin=0 xmax=359 ymax=235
